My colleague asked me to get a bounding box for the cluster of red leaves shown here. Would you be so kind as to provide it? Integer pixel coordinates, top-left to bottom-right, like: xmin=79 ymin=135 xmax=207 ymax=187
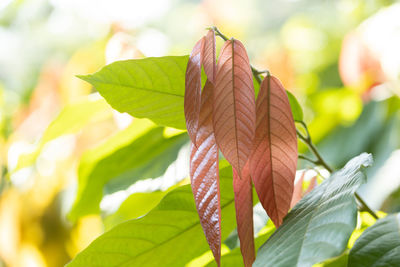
xmin=184 ymin=29 xmax=298 ymax=267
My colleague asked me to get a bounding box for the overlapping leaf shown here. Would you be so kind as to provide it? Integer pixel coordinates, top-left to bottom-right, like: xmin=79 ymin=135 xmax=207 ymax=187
xmin=233 ymin=165 xmax=255 ymax=267
xmin=249 ymin=75 xmax=297 ymax=227
xmin=254 ymin=153 xmax=373 ymax=267
xmin=67 ymin=163 xmax=236 ymax=267
xmin=78 ymin=56 xmax=188 ymax=129
xmin=290 ymin=171 xmax=318 ymax=208
xmin=190 ymin=81 xmax=221 ymax=265
xmin=68 ymin=119 xmax=188 ymax=221
xmin=203 ymin=30 xmax=216 ymax=84
xmin=212 ymin=39 xmax=256 ymax=176
xmin=184 ymin=37 xmax=204 ymax=143
xmin=349 ymin=213 xmax=400 ymax=266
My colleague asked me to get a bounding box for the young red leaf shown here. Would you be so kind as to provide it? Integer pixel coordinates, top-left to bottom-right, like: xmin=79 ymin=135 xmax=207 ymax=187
xmin=185 ymin=37 xmax=205 ymax=144
xmin=304 ymin=175 xmax=317 ymax=195
xmin=249 ymin=75 xmax=298 ymax=227
xmin=233 ymin=164 xmax=255 ymax=267
xmin=213 ymin=39 xmax=256 ymax=176
xmin=190 ymin=80 xmax=221 ymax=266
xmin=203 ymin=30 xmax=216 ymax=84
xmin=290 ymin=171 xmax=306 ymax=209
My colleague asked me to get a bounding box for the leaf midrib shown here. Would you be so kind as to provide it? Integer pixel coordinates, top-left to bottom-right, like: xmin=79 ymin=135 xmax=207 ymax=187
xmin=87 ymin=78 xmax=184 ymax=98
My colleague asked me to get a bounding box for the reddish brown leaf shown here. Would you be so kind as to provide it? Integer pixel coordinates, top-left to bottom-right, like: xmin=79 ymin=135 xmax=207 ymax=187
xmin=290 ymin=172 xmax=318 ymax=208
xmin=304 ymin=175 xmax=318 ymax=195
xmin=203 ymin=30 xmax=216 ymax=84
xmin=190 ymin=80 xmax=221 ymax=266
xmin=185 ymin=37 xmax=205 ymax=144
xmin=249 ymin=75 xmax=298 ymax=227
xmin=290 ymin=170 xmax=306 ymax=209
xmin=213 ymin=39 xmax=256 ymax=176
xmin=233 ymin=164 xmax=255 ymax=267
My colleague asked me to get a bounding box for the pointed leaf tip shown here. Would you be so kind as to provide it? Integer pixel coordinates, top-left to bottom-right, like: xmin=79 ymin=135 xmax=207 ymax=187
xmin=213 ymin=39 xmax=256 ymax=176
xmin=249 ymin=75 xmax=298 ymax=227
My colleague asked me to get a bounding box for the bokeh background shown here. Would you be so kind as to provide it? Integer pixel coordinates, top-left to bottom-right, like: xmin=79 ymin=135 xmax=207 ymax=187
xmin=1 ymin=0 xmax=400 ymax=266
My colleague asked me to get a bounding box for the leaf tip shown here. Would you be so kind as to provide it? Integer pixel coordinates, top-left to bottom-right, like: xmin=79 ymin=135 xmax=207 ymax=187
xmin=76 ymin=74 xmax=93 ymax=83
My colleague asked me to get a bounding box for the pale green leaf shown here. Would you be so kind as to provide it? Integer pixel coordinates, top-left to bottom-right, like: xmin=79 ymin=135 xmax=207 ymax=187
xmin=254 ymin=153 xmax=373 ymax=267
xmin=67 ymin=163 xmax=236 ymax=267
xmin=103 ymin=190 xmax=171 ymax=231
xmin=78 ymin=56 xmax=189 ymax=129
xmin=286 ymin=90 xmax=304 ymax=122
xmin=348 ymin=213 xmax=400 ymax=267
xmin=68 ymin=118 xmax=188 ymax=221
xmin=15 ymin=97 xmax=112 ymax=170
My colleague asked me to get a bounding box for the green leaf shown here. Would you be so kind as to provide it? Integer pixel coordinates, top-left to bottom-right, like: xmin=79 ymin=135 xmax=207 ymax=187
xmin=78 ymin=56 xmax=189 ymax=129
xmin=103 ymin=190 xmax=172 ymax=231
xmin=348 ymin=213 xmax=400 ymax=267
xmin=204 ymin=221 xmax=276 ymax=267
xmin=67 ymin=163 xmax=237 ymax=267
xmin=14 ymin=97 xmax=112 ymax=170
xmin=286 ymin=90 xmax=303 ymax=122
xmin=254 ymin=153 xmax=373 ymax=267
xmin=68 ymin=118 xmax=188 ymax=221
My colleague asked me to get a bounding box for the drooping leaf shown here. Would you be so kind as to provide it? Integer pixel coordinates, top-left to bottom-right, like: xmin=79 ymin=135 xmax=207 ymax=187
xmin=68 ymin=119 xmax=188 ymax=221
xmin=254 ymin=153 xmax=373 ymax=267
xmin=15 ymin=97 xmax=112 ymax=170
xmin=249 ymin=75 xmax=298 ymax=227
xmin=190 ymin=81 xmax=221 ymax=265
xmin=233 ymin=165 xmax=255 ymax=267
xmin=286 ymin=90 xmax=303 ymax=122
xmin=348 ymin=213 xmax=400 ymax=267
xmin=67 ymin=162 xmax=237 ymax=267
xmin=213 ymin=39 xmax=256 ymax=175
xmin=185 ymin=37 xmax=204 ymax=143
xmin=203 ymin=30 xmax=216 ymax=84
xmin=78 ymin=56 xmax=189 ymax=129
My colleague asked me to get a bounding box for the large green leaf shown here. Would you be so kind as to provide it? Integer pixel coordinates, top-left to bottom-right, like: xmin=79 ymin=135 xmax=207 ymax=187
xmin=103 ymin=189 xmax=172 ymax=230
xmin=15 ymin=97 xmax=112 ymax=170
xmin=68 ymin=118 xmax=188 ymax=221
xmin=254 ymin=153 xmax=373 ymax=267
xmin=67 ymin=162 xmax=236 ymax=267
xmin=78 ymin=56 xmax=189 ymax=129
xmin=348 ymin=213 xmax=400 ymax=267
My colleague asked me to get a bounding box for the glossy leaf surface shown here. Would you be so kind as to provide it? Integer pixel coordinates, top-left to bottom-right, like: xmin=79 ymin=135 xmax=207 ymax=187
xmin=68 ymin=119 xmax=188 ymax=221
xmin=213 ymin=39 xmax=256 ymax=175
xmin=349 ymin=213 xmax=400 ymax=267
xmin=185 ymin=37 xmax=204 ymax=143
xmin=67 ymin=163 xmax=237 ymax=267
xmin=79 ymin=56 xmax=188 ymax=129
xmin=233 ymin=165 xmax=255 ymax=267
xmin=249 ymin=75 xmax=297 ymax=227
xmin=254 ymin=153 xmax=373 ymax=267
xmin=190 ymin=81 xmax=221 ymax=265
